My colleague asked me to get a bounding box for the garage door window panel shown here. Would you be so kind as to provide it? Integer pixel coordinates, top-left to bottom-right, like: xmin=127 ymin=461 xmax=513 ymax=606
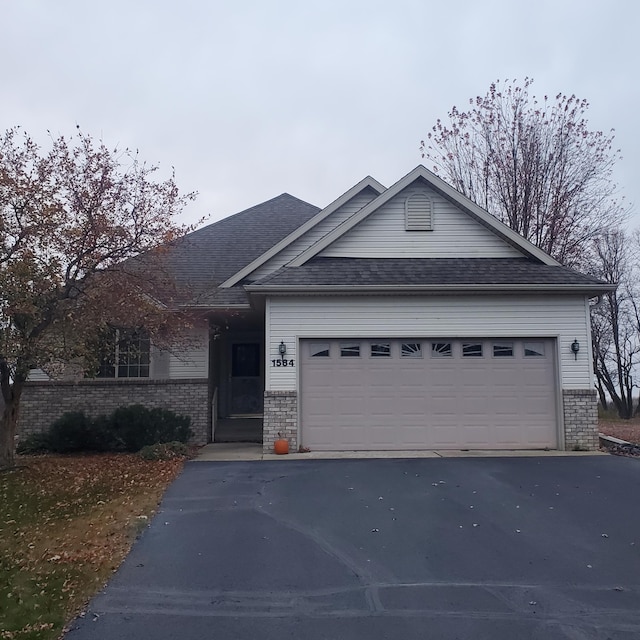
xmin=462 ymin=342 xmax=484 ymax=358
xmin=432 ymin=342 xmax=452 ymax=357
xmin=493 ymin=342 xmax=514 ymax=357
xmin=401 ymin=342 xmax=422 ymax=358
xmin=524 ymin=341 xmax=545 ymax=357
xmin=340 ymin=343 xmax=361 ymax=357
xmin=370 ymin=342 xmax=391 ymax=358
xmin=309 ymin=342 xmax=331 ymax=358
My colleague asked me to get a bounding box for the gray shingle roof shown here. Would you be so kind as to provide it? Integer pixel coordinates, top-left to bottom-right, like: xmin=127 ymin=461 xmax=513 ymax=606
xmin=248 ymin=257 xmax=610 ymax=291
xmin=153 ymin=194 xmax=320 ymax=306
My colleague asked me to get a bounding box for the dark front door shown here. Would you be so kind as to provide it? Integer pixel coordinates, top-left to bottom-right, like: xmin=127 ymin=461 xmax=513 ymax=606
xmin=230 ymin=343 xmax=263 ymax=414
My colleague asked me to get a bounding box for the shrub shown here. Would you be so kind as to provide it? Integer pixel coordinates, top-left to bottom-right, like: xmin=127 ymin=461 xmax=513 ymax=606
xmin=17 ymin=405 xmax=193 ymax=455
xmin=90 ymin=415 xmax=121 ymax=452
xmin=47 ymin=412 xmax=95 ymax=453
xmin=138 ymin=441 xmax=189 ymax=461
xmin=16 ymin=432 xmax=51 ymax=454
xmin=108 ymin=405 xmax=192 ymax=452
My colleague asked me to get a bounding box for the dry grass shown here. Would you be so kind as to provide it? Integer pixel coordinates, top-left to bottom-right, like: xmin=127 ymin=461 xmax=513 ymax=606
xmin=0 ymin=453 xmax=186 ymax=640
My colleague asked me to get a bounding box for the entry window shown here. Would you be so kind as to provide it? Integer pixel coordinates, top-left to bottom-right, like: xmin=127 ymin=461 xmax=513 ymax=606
xmin=370 ymin=342 xmax=391 ymax=357
xmin=524 ymin=341 xmax=545 ymax=357
xmin=462 ymin=342 xmax=483 ymax=357
xmin=232 ymin=343 xmax=260 ymax=377
xmin=431 ymin=342 xmax=452 ymax=357
xmin=493 ymin=342 xmax=514 ymax=357
xmin=309 ymin=342 xmax=330 ymax=357
xmin=340 ymin=343 xmax=360 ymax=357
xmin=401 ymin=342 xmax=422 ymax=358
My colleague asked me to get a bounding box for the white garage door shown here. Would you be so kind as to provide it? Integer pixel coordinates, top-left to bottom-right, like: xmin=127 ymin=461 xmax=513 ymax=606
xmin=300 ymin=338 xmax=558 ymax=450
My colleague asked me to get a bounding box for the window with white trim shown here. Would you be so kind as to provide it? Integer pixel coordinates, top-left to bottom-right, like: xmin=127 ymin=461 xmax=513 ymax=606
xmin=96 ymin=328 xmax=151 ymax=378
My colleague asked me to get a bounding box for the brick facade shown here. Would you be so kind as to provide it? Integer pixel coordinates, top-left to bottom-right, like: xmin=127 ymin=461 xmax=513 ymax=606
xmin=563 ymin=388 xmax=599 ymax=450
xmin=18 ymin=379 xmax=210 ymax=445
xmin=263 ymin=390 xmax=297 ymax=453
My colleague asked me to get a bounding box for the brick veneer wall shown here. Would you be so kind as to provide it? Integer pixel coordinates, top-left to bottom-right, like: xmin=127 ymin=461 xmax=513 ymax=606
xmin=18 ymin=379 xmax=210 ymax=445
xmin=263 ymin=391 xmax=297 ymax=453
xmin=563 ymin=389 xmax=599 ymax=450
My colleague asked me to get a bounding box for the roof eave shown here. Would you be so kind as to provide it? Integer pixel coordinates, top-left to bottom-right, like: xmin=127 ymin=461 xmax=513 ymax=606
xmin=245 ymin=283 xmax=615 ymax=296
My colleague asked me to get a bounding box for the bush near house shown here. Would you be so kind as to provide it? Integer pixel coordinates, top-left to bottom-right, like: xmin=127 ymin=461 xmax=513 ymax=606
xmin=17 ymin=405 xmax=193 ymax=455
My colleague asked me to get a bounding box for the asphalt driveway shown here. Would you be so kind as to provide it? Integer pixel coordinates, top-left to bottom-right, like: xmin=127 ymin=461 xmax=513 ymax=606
xmin=66 ymin=456 xmax=640 ymax=639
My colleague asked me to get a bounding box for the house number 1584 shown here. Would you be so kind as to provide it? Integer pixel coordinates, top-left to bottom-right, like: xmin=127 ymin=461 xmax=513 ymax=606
xmin=271 ymin=359 xmax=294 ymax=367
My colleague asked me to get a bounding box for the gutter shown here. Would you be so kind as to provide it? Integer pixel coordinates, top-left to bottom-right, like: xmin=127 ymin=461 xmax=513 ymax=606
xmin=244 ymin=283 xmax=616 ymax=296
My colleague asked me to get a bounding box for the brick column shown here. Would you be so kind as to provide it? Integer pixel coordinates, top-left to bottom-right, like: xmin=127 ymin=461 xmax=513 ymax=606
xmin=263 ymin=391 xmax=297 ymax=453
xmin=563 ymin=389 xmax=599 ymax=450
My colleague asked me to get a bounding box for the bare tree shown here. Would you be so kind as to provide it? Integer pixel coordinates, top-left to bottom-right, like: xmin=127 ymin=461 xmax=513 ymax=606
xmin=590 ymin=231 xmax=639 ymax=418
xmin=421 ymin=78 xmax=626 ymax=267
xmin=0 ymin=127 xmax=197 ymax=468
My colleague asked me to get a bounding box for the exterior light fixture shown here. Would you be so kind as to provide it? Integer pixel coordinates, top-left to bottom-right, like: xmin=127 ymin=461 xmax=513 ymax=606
xmin=571 ymin=339 xmax=580 ymax=360
xmin=279 ymin=341 xmax=287 ymax=361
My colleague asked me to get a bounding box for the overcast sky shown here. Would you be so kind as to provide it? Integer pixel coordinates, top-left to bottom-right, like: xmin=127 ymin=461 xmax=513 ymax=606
xmin=3 ymin=0 xmax=638 ymax=228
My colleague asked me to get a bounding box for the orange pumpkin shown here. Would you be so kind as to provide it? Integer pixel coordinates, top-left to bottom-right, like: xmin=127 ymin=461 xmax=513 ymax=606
xmin=274 ymin=438 xmax=289 ymax=455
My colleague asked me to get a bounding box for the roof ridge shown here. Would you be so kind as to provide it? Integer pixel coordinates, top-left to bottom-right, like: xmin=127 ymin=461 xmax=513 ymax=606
xmin=187 ymin=193 xmax=319 ymax=237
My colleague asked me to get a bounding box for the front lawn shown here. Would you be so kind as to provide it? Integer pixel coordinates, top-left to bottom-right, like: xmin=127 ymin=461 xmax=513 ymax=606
xmin=599 ymin=415 xmax=640 ymax=445
xmin=0 ymin=453 xmax=186 ymax=640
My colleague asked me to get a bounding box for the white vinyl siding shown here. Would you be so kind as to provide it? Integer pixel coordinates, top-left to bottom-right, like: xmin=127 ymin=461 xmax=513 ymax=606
xmin=250 ymin=191 xmax=378 ymax=280
xmin=265 ymin=295 xmax=592 ymax=391
xmin=167 ymin=321 xmax=209 ymax=379
xmin=320 ymin=185 xmax=522 ymax=259
xmin=27 ymin=369 xmax=51 ymax=381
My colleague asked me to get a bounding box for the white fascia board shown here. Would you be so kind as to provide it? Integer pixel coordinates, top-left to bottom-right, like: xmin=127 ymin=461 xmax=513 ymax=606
xmin=180 ymin=303 xmax=252 ymax=310
xmin=219 ymin=176 xmax=386 ymax=288
xmin=245 ymin=283 xmax=616 ymax=295
xmin=289 ymin=165 xmax=560 ymax=268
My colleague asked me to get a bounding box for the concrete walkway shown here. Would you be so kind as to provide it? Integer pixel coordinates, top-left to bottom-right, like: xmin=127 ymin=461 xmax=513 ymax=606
xmin=194 ymin=442 xmax=606 ymax=462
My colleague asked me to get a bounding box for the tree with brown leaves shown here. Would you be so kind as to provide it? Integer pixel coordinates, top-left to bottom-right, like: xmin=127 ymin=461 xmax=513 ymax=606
xmin=0 ymin=127 xmax=196 ymax=468
xmin=421 ymin=78 xmax=627 ymax=267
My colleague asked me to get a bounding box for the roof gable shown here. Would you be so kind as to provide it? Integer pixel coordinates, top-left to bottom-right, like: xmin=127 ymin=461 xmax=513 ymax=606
xmin=220 ymin=176 xmax=385 ymax=288
xmin=319 ymin=183 xmax=523 ymax=259
xmin=290 ymin=166 xmax=560 ymax=267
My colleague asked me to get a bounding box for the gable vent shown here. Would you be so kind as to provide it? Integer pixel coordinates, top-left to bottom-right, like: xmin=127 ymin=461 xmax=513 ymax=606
xmin=404 ymin=193 xmax=433 ymax=231
xmin=405 ymin=193 xmax=433 ymax=231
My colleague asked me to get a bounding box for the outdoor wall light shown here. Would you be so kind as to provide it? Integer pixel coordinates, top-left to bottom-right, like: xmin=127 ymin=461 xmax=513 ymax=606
xmin=571 ymin=339 xmax=580 ymax=360
xmin=279 ymin=341 xmax=287 ymax=360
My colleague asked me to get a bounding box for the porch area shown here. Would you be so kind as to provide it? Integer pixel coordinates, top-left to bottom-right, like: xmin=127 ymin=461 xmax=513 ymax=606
xmin=209 ymin=309 xmax=265 ymax=444
xmin=213 ymin=417 xmax=263 ymax=443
